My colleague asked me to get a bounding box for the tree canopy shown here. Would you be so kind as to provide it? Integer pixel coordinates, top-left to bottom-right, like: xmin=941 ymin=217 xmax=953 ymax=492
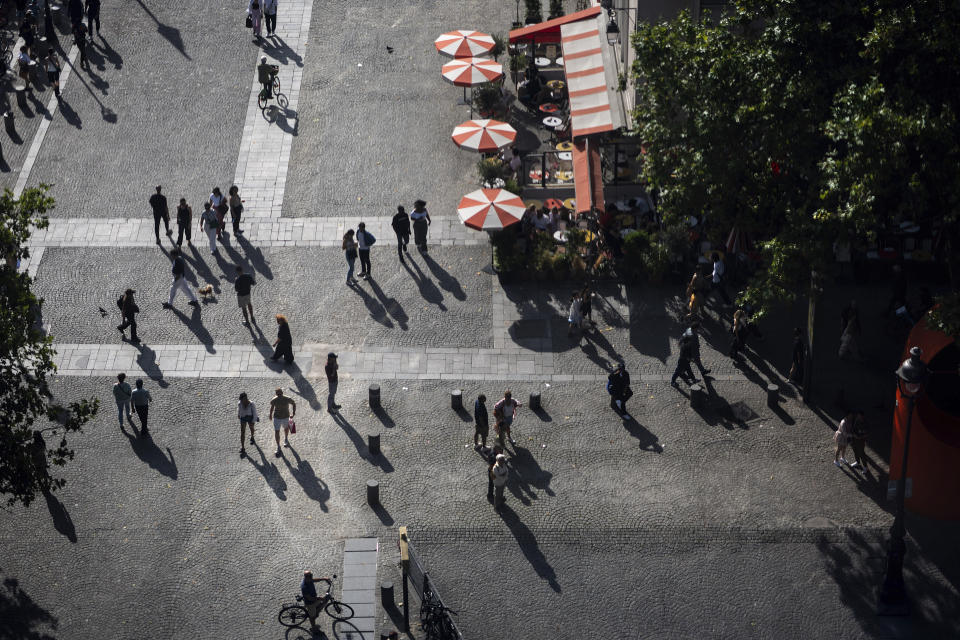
xmin=631 ymin=0 xmax=960 ymax=317
xmin=0 ymin=186 xmax=98 ymax=507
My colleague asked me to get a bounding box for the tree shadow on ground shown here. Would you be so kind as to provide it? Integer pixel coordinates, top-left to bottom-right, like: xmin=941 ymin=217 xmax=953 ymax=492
xmin=283 ymin=445 xmax=328 ymax=511
xmin=420 ymin=252 xmax=466 ymax=301
xmin=247 ymin=440 xmax=287 ymax=500
xmin=403 ymin=259 xmax=446 ymax=311
xmin=119 ymin=421 xmax=177 ymax=479
xmin=43 ymin=489 xmax=77 ymax=542
xmin=0 ymin=570 xmax=58 ymax=639
xmin=498 ymin=504 xmax=561 ymax=593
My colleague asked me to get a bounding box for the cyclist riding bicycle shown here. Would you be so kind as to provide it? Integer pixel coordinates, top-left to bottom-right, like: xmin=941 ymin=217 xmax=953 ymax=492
xmin=300 ymin=570 xmax=331 ymax=631
xmin=257 ymin=56 xmax=278 ymax=100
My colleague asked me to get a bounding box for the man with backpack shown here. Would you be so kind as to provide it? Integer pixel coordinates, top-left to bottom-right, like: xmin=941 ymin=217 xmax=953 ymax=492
xmin=163 ymin=248 xmax=199 ymax=309
xmin=356 ymin=221 xmax=375 ymax=279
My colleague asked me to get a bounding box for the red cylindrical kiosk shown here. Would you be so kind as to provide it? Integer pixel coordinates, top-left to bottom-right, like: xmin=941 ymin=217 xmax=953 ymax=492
xmin=889 ymin=317 xmax=960 ymax=519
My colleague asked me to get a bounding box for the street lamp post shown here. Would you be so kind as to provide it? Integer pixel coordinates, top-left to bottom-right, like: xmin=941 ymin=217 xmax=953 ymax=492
xmin=877 ymin=346 xmax=928 ymax=616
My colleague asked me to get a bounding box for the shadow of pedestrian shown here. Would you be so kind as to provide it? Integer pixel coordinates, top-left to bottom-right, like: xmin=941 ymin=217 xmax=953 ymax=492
xmin=403 ymin=259 xmax=446 ymax=311
xmin=263 ymin=35 xmax=304 ymax=66
xmin=119 ymin=422 xmax=178 ymax=479
xmin=509 ymin=443 xmax=554 ymax=500
xmin=247 ymin=440 xmax=287 ymax=500
xmin=134 ymin=342 xmax=168 ymax=388
xmin=0 ymin=570 xmax=59 ymax=639
xmin=622 ymin=416 xmax=663 ymax=452
xmin=283 ymin=446 xmax=329 ymax=510
xmin=349 ymin=281 xmax=393 ymax=328
xmin=132 ymin=0 xmax=191 ymax=60
xmin=95 ymin=35 xmax=124 ymax=69
xmin=497 ymin=504 xmax=561 ymax=593
xmin=367 ymin=277 xmax=407 ymax=330
xmin=167 ymin=304 xmax=215 ymax=354
xmin=43 ymin=489 xmax=77 ymax=542
xmin=579 ymin=327 xmax=620 ymax=368
xmin=421 ymin=252 xmax=466 ymax=301
xmin=183 ymin=244 xmax=218 ymax=290
xmin=287 ymin=366 xmax=321 ymax=411
xmin=57 ymin=96 xmax=82 ymax=128
xmin=274 ymin=106 xmax=298 ymax=136
xmin=235 ymin=234 xmax=273 ymax=280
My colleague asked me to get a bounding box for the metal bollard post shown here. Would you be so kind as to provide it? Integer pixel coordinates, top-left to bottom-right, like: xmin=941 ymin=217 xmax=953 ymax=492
xmin=369 ymin=384 xmax=381 ymax=409
xmin=689 ymin=383 xmax=705 ymax=409
xmin=380 ymin=581 xmax=394 ymax=608
xmin=529 ymin=391 xmax=541 ymax=410
xmin=451 ymin=389 xmax=463 ymax=410
xmin=366 ymin=480 xmax=380 ymax=505
xmin=368 ymin=433 xmax=381 ymax=456
xmin=766 ymin=383 xmax=780 ymax=408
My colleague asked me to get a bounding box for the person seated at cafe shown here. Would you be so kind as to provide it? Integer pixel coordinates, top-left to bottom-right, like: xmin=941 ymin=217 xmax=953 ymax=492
xmin=549 ymin=207 xmax=561 ymax=233
xmin=521 ymin=205 xmax=537 ymax=237
xmin=519 ymin=69 xmax=542 ymax=105
xmin=508 ymin=147 xmax=522 ymax=177
xmin=534 ymin=209 xmax=550 ymax=233
xmin=535 ymin=85 xmax=552 ymax=106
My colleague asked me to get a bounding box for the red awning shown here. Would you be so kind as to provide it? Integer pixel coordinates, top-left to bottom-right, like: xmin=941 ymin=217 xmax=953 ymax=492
xmin=508 ymin=6 xmax=603 ymax=44
xmin=573 ymin=139 xmax=604 ymax=214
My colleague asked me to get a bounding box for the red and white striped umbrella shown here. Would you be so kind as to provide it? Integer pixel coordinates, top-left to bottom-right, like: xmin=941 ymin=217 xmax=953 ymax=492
xmin=434 ymin=30 xmax=495 ymax=58
xmin=457 ymin=188 xmax=525 ymax=230
xmin=441 ymin=57 xmax=503 ymax=87
xmin=451 ymin=119 xmax=517 ymax=153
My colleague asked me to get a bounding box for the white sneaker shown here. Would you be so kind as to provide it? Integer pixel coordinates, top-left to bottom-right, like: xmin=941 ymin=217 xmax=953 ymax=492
xmin=840 ymin=457 xmax=849 ymax=465
xmin=849 ymin=461 xmax=859 ymax=468
xmin=834 ymin=461 xmax=843 ymax=467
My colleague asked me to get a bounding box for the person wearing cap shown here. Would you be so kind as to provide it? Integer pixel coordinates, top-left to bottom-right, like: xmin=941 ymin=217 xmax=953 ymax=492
xmin=325 ymin=352 xmax=340 ymax=412
xmin=410 ymin=199 xmax=431 ymax=252
xmin=391 ymin=205 xmax=410 ymax=262
xmin=257 ymin=56 xmax=274 ymax=99
xmin=117 ymin=288 xmax=140 ymax=343
xmin=130 ymin=379 xmax=152 ymax=436
xmin=491 ymin=454 xmax=509 ymax=508
xmin=149 ymin=185 xmax=172 ymax=245
xmin=300 ymin=570 xmax=331 ymax=631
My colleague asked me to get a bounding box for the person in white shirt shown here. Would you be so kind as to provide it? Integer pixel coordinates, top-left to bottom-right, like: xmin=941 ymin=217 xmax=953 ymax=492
xmin=17 ymin=46 xmax=33 ymax=91
xmin=198 ymin=202 xmax=220 ymax=254
xmin=262 ymin=0 xmax=279 ymax=36
xmin=710 ymin=252 xmax=731 ymax=305
xmin=491 ymin=454 xmax=509 ymax=508
xmin=238 ymin=392 xmax=259 ymax=458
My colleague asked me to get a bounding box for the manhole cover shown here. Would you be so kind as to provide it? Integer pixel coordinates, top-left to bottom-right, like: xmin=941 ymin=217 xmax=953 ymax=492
xmin=728 ymin=401 xmax=759 ymax=423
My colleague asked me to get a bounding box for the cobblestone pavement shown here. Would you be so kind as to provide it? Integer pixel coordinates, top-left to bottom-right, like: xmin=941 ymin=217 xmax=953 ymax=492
xmin=2 ymin=0 xmax=958 ymax=639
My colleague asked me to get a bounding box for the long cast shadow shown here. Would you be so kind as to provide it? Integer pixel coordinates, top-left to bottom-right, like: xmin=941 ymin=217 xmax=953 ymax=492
xmin=349 ymin=280 xmax=393 ymax=328
xmin=0 ymin=570 xmax=59 ymax=639
xmin=403 ymin=259 xmax=446 ymax=311
xmin=330 ymin=412 xmax=393 ymax=472
xmin=498 ymin=504 xmax=561 ymax=593
xmin=622 ymin=415 xmax=663 ymax=452
xmin=421 ymin=252 xmax=466 ymax=301
xmin=119 ymin=421 xmax=178 ymax=479
xmin=236 ymin=234 xmax=274 ymax=280
xmin=43 ymin=489 xmax=77 ymax=542
xmin=247 ymin=440 xmax=287 ymax=500
xmin=260 ymin=35 xmax=304 ymax=66
xmin=283 ymin=446 xmax=328 ymax=510
xmin=167 ymin=304 xmax=215 ymax=354
xmin=367 ymin=277 xmax=408 ymax=330
xmin=132 ymin=0 xmax=191 ymax=59
xmin=133 ymin=342 xmax=168 ymax=388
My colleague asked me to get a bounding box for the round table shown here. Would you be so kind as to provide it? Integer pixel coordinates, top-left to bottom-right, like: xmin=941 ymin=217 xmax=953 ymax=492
xmin=542 ymin=116 xmax=563 ymax=129
xmin=556 ymin=141 xmax=574 ymax=151
xmin=539 ymin=103 xmax=560 ymax=114
xmin=558 ymin=151 xmax=572 ymax=161
xmin=555 ymin=56 xmax=564 ymax=66
xmin=553 ymin=230 xmax=568 ymax=243
xmin=535 ymin=57 xmax=552 ymax=67
xmin=546 ymin=79 xmax=565 ymax=90
xmin=524 ymin=199 xmax=543 ymax=210
xmin=554 ymin=171 xmax=572 ymax=181
xmin=563 ymin=198 xmax=576 ymax=210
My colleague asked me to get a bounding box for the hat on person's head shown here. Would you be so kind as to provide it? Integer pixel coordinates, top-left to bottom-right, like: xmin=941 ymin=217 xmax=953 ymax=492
xmin=328 ymin=352 xmax=337 ymax=359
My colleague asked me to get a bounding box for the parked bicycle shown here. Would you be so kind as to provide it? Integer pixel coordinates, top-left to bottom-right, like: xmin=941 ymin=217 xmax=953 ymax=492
xmin=278 ymin=574 xmax=354 ymax=628
xmin=420 ymin=582 xmax=459 ymax=640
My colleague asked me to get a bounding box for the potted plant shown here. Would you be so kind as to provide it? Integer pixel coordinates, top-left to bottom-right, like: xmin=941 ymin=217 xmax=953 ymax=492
xmin=621 ymin=229 xmax=651 ymax=283
xmin=548 ymin=0 xmax=564 ymax=19
xmin=473 ymin=82 xmax=500 ymax=118
xmin=492 ymin=229 xmax=524 ymax=281
xmin=524 ymin=0 xmax=542 ymax=24
xmin=477 ymin=157 xmax=504 ymax=187
xmin=551 ymin=250 xmax=571 ymax=280
xmin=642 ymin=239 xmax=672 ymax=285
xmin=508 ymin=52 xmax=528 ymax=85
xmin=490 ymin=34 xmax=506 ymax=62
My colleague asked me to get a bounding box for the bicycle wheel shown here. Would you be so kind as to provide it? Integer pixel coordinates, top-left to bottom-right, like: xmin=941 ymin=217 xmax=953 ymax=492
xmin=257 ymin=91 xmax=268 ymax=111
xmin=278 ymin=604 xmax=309 ymax=627
xmin=276 ymin=93 xmax=289 ymax=108
xmin=324 ymin=599 xmax=354 ymax=621
xmin=272 ymin=76 xmax=281 ymax=94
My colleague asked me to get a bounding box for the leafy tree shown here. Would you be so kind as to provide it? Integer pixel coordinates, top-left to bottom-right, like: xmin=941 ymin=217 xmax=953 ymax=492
xmin=631 ymin=0 xmax=960 ymax=320
xmin=525 ymin=0 xmax=542 ymax=24
xmin=548 ymin=0 xmax=565 ymax=20
xmin=0 ymin=186 xmax=98 ymax=507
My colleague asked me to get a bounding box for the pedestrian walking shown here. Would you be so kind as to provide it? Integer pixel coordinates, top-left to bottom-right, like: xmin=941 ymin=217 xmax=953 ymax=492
xmin=16 ymin=46 xmax=32 ymax=91
xmin=486 ymin=444 xmax=503 ymax=501
xmin=18 ymin=16 xmax=35 ymax=57
xmin=112 ymin=372 xmax=132 ymax=426
xmin=247 ymin=0 xmax=263 ymax=39
xmin=356 ymin=222 xmax=375 ymax=279
xmin=686 ymin=269 xmax=707 ymax=317
xmin=238 ymin=392 xmax=259 ymax=458
xmin=86 ymin=0 xmax=101 ymax=36
xmin=263 ymin=0 xmax=278 ymax=35
xmin=269 ymin=388 xmax=296 ymax=456
xmin=391 ymin=205 xmax=410 ymax=261
xmin=710 ymin=252 xmax=732 ymax=306
xmin=67 ymin=0 xmax=84 ymax=29
xmin=491 ymin=454 xmax=509 ymax=508
xmin=130 ymin=379 xmax=152 ymax=436
xmin=44 ymin=47 xmax=61 ymax=100
xmin=607 ymin=363 xmax=632 ymax=419
xmin=671 ymin=333 xmax=697 ymax=387
xmin=729 ymin=308 xmax=748 ymax=362
xmin=73 ymin=21 xmax=88 ymax=67
xmin=176 ymin=198 xmax=193 ymax=247
xmin=789 ymin=327 xmax=805 ymax=384
xmin=685 ymin=322 xmax=710 ymax=376
xmin=228 ymin=185 xmax=244 ymax=235
xmin=493 ymin=390 xmax=521 ymax=446
xmin=580 ymin=285 xmax=595 ymax=327
xmin=834 ymin=412 xmax=854 ymax=467
xmin=839 ymin=300 xmax=862 ymax=360
xmin=473 ymin=394 xmax=489 ymax=450
xmin=410 ymin=200 xmax=431 ymax=252
xmin=270 ymin=314 xmax=294 ymax=365
xmin=116 ymin=288 xmax=140 ymax=343
xmin=163 ymin=248 xmax=200 ymax=309
xmin=325 ymin=352 xmax=340 ymax=412
xmin=234 ymin=265 xmax=255 ymax=325
xmin=209 ymin=188 xmax=228 ymax=239
xmin=198 ymin=202 xmax=220 ymax=254
xmin=342 ymin=229 xmax=358 ymax=285
xmin=566 ymin=291 xmax=583 ymax=339
xmin=849 ymin=411 xmax=868 ymax=470
xmin=149 ymin=186 xmax=172 ymax=245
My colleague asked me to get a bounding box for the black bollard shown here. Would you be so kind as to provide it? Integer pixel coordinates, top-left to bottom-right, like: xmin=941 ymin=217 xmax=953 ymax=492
xmin=451 ymin=389 xmax=463 ymax=410
xmin=369 ymin=383 xmax=381 ymax=409
xmin=366 ymin=480 xmax=380 ymax=505
xmin=766 ymin=383 xmax=780 ymax=408
xmin=368 ymin=433 xmax=381 ymax=456
xmin=529 ymin=391 xmax=541 ymax=410
xmin=380 ymin=581 xmax=394 ymax=608
xmin=689 ymin=383 xmax=705 ymax=409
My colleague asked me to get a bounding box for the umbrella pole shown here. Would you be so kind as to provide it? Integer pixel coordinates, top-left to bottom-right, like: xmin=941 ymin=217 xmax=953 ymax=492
xmin=481 ymin=230 xmax=496 ymax=275
xmin=457 ymin=85 xmax=470 ymax=107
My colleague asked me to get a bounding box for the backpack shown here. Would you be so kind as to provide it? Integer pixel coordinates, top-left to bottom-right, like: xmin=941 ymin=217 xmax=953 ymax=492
xmin=364 ymin=231 xmax=376 ymax=246
xmin=117 ymin=295 xmax=124 ymax=309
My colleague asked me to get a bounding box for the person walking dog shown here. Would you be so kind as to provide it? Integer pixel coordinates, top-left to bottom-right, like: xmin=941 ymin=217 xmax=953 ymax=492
xmin=164 ymin=248 xmax=200 ymax=309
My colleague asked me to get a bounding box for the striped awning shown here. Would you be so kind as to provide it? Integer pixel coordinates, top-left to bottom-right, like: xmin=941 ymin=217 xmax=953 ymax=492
xmin=560 ymin=14 xmax=624 ymax=138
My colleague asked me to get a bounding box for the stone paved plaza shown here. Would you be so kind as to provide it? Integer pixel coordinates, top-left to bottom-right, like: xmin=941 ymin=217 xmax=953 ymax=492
xmin=1 ymin=1 xmax=959 ymax=639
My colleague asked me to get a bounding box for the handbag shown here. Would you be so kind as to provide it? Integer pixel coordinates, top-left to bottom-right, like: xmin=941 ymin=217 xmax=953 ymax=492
xmin=288 ymin=417 xmax=296 ymax=434
xmin=245 ymin=15 xmax=253 ymax=28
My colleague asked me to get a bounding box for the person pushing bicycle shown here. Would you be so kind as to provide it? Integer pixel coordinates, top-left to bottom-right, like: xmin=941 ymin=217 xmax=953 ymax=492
xmin=301 ymin=570 xmax=332 ymax=631
xmin=258 ymin=56 xmax=278 ymax=100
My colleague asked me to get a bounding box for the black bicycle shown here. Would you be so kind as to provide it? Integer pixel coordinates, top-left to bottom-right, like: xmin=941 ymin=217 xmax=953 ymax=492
xmin=258 ymin=66 xmax=288 ymax=111
xmin=278 ymin=574 xmax=354 ymax=628
xmin=420 ymin=584 xmax=458 ymax=640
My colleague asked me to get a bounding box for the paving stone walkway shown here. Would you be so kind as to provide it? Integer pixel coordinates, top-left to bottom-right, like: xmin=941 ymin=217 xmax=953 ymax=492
xmin=233 ymin=0 xmax=313 ymax=217
xmin=26 ymin=216 xmax=485 ymax=247
xmin=340 ymin=538 xmax=379 ymax=639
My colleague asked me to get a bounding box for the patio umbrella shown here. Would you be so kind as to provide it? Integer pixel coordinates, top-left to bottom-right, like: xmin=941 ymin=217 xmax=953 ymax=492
xmin=451 ymin=119 xmax=517 ymax=153
xmin=441 ymin=57 xmax=503 ymax=86
xmin=457 ymin=188 xmax=525 ymax=230
xmin=434 ymin=30 xmax=495 ymax=58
